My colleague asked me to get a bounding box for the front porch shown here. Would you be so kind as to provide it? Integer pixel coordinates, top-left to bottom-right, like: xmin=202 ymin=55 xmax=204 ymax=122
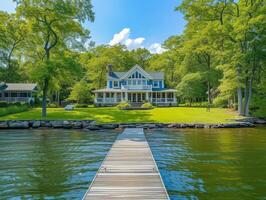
xmin=94 ymin=89 xmax=177 ymax=106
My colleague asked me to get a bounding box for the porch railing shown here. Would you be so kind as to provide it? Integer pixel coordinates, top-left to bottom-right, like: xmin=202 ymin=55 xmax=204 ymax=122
xmin=121 ymin=85 xmax=152 ymax=90
xmin=96 ymin=98 xmax=118 ymax=103
xmin=0 ymin=97 xmax=31 ymax=102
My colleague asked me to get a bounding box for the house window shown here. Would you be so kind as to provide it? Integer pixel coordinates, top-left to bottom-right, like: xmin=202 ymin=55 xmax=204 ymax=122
xmin=20 ymin=92 xmax=28 ymax=97
xmin=4 ymin=92 xmax=9 ymax=97
xmin=138 ymin=80 xmax=141 ymax=85
xmin=133 ymin=80 xmax=136 ymax=85
xmin=142 ymin=80 xmax=146 ymax=85
xmin=153 ymin=81 xmax=159 ymax=87
xmin=128 ymin=80 xmax=131 ymax=85
xmin=11 ymin=93 xmax=18 ymax=97
xmin=113 ymin=81 xmax=119 ymax=88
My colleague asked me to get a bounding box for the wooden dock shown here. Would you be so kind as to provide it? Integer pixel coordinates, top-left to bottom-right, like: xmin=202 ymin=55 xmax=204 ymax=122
xmin=83 ymin=128 xmax=169 ymax=200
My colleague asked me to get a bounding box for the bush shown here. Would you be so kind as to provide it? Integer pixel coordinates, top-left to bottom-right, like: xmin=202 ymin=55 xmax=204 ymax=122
xmin=141 ymin=102 xmax=153 ymax=108
xmin=11 ymin=102 xmax=22 ymax=106
xmin=116 ymin=102 xmax=131 ymax=109
xmin=0 ymin=101 xmax=8 ymax=107
xmin=0 ymin=104 xmax=30 ymax=117
xmin=47 ymin=103 xmax=58 ymax=108
xmin=75 ymin=104 xmax=88 ymax=108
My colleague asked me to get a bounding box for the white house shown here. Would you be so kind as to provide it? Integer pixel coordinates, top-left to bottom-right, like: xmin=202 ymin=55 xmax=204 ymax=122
xmin=93 ymin=65 xmax=177 ymax=106
xmin=0 ymin=83 xmax=37 ymax=103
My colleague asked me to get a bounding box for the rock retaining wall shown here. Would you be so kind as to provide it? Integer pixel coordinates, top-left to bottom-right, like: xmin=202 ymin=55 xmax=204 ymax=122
xmin=0 ymin=120 xmax=257 ymax=130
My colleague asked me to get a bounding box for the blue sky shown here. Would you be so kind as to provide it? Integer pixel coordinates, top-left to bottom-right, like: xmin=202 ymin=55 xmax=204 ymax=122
xmin=0 ymin=0 xmax=186 ymax=53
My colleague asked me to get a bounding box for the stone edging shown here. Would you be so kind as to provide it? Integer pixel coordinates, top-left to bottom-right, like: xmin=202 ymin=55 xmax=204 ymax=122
xmin=0 ymin=120 xmax=260 ymax=130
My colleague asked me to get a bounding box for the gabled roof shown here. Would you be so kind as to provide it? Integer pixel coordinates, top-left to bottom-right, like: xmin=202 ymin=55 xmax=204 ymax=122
xmin=108 ymin=65 xmax=164 ymax=80
xmin=4 ymin=83 xmax=37 ymax=91
xmin=120 ymin=65 xmax=152 ymax=80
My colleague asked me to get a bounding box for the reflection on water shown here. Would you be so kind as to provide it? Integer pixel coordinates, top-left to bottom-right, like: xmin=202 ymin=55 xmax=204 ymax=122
xmin=146 ymin=127 xmax=266 ymax=200
xmin=0 ymin=129 xmax=118 ymax=199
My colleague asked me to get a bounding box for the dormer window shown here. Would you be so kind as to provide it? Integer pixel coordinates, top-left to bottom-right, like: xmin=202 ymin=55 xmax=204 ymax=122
xmin=153 ymin=80 xmax=159 ymax=88
xmin=113 ymin=81 xmax=119 ymax=88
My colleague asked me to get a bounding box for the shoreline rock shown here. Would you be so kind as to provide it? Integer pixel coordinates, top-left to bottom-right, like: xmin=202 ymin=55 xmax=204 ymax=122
xmin=0 ymin=119 xmax=260 ymax=130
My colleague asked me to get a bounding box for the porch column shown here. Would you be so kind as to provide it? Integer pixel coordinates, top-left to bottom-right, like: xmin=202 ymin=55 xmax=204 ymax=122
xmin=95 ymin=92 xmax=98 ymax=103
xmin=121 ymin=92 xmax=123 ymax=102
xmin=114 ymin=93 xmax=117 ymax=103
xmin=145 ymin=92 xmax=149 ymax=102
xmin=125 ymin=92 xmax=128 ymax=101
xmin=103 ymin=92 xmax=106 ymax=103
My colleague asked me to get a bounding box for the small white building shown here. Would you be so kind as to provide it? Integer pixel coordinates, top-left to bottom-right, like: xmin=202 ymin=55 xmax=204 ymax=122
xmin=93 ymin=65 xmax=177 ymax=106
xmin=0 ymin=83 xmax=37 ymax=103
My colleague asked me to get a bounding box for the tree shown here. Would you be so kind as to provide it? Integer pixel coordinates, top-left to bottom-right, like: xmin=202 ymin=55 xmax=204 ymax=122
xmin=176 ymin=72 xmax=206 ymax=105
xmin=68 ymin=80 xmax=93 ymax=104
xmin=15 ymin=0 xmax=94 ymax=117
xmin=0 ymin=12 xmax=27 ymax=82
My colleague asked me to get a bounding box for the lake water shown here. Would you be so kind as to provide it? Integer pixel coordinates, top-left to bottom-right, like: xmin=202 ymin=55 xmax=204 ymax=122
xmin=146 ymin=127 xmax=266 ymax=200
xmin=0 ymin=129 xmax=118 ymax=199
xmin=0 ymin=127 xmax=266 ymax=199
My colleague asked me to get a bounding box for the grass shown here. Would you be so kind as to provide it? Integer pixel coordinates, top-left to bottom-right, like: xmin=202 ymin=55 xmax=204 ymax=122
xmin=0 ymin=105 xmax=30 ymax=117
xmin=0 ymin=107 xmax=242 ymax=123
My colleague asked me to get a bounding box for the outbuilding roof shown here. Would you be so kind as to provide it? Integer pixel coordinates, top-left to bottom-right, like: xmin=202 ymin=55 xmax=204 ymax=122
xmin=4 ymin=83 xmax=37 ymax=91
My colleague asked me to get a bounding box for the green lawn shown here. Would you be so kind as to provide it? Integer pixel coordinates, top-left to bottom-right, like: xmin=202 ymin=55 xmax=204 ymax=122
xmin=0 ymin=107 xmax=242 ymax=123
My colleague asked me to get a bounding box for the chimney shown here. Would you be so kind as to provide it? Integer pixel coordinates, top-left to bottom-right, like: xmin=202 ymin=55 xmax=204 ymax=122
xmin=107 ymin=64 xmax=113 ymax=75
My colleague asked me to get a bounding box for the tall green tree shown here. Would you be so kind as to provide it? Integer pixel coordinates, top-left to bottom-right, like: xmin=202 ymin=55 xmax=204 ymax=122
xmin=0 ymin=12 xmax=27 ymax=82
xmin=15 ymin=0 xmax=94 ymax=117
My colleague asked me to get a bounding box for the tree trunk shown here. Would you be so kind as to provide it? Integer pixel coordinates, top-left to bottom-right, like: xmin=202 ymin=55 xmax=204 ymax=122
xmin=42 ymin=78 xmax=49 ymax=117
xmin=207 ymin=80 xmax=211 ymax=104
xmin=237 ymin=87 xmax=243 ymax=115
xmin=57 ymin=91 xmax=60 ymax=106
xmin=243 ymin=78 xmax=248 ymax=116
xmin=244 ymin=77 xmax=253 ymax=116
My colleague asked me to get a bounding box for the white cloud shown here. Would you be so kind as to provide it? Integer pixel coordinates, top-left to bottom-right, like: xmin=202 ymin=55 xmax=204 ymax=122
xmin=109 ymin=28 xmax=166 ymax=54
xmin=148 ymin=43 xmax=167 ymax=54
xmin=109 ymin=28 xmax=144 ymax=50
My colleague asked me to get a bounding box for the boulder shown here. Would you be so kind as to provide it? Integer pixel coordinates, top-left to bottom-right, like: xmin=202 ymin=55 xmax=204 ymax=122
xmin=51 ymin=121 xmax=63 ymax=128
xmin=40 ymin=121 xmax=52 ymax=127
xmin=180 ymin=124 xmax=188 ymax=128
xmin=63 ymin=121 xmax=72 ymax=129
xmin=87 ymin=124 xmax=101 ymax=130
xmin=167 ymin=123 xmax=177 ymax=128
xmin=82 ymin=121 xmax=93 ymax=128
xmin=8 ymin=121 xmax=29 ymax=129
xmin=204 ymin=124 xmax=211 ymax=128
xmin=32 ymin=121 xmax=41 ymax=128
xmin=73 ymin=121 xmax=82 ymax=129
xmin=0 ymin=121 xmax=8 ymax=129
xmin=195 ymin=124 xmax=204 ymax=128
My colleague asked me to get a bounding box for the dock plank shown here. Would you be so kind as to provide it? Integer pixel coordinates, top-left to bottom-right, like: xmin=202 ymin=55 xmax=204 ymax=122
xmin=83 ymin=128 xmax=169 ymax=200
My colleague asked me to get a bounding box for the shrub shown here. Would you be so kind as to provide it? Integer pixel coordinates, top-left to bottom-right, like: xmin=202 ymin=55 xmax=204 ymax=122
xmin=11 ymin=102 xmax=22 ymax=106
xmin=0 ymin=101 xmax=8 ymax=107
xmin=0 ymin=104 xmax=30 ymax=117
xmin=47 ymin=103 xmax=58 ymax=108
xmin=117 ymin=102 xmax=131 ymax=109
xmin=141 ymin=102 xmax=153 ymax=108
xmin=75 ymin=104 xmax=88 ymax=108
